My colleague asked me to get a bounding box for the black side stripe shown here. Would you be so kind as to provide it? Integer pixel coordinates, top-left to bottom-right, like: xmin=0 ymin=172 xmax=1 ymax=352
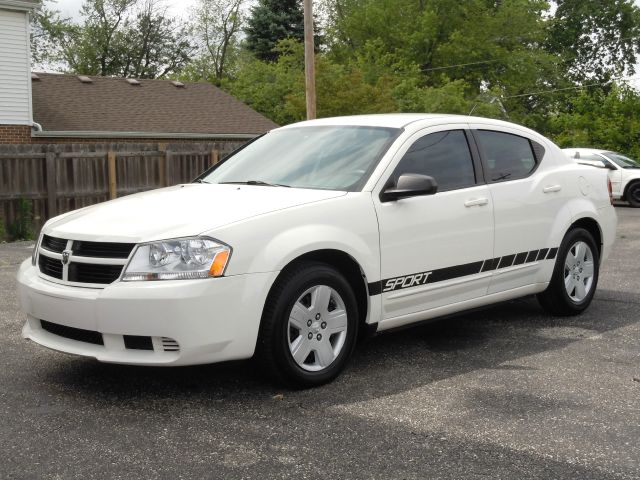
xmin=514 ymin=252 xmax=528 ymax=265
xmin=537 ymin=248 xmax=549 ymax=261
xmin=498 ymin=255 xmax=516 ymax=269
xmin=368 ymin=281 xmax=382 ymax=296
xmin=368 ymin=246 xmax=559 ymax=296
xmin=428 ymin=261 xmax=483 ymax=283
xmin=525 ymin=250 xmax=539 ymax=263
xmin=481 ymin=258 xmax=500 ymax=272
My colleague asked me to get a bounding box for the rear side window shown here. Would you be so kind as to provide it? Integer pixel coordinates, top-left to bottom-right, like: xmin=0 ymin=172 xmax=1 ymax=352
xmin=475 ymin=130 xmax=538 ymax=182
xmin=391 ymin=130 xmax=476 ymax=191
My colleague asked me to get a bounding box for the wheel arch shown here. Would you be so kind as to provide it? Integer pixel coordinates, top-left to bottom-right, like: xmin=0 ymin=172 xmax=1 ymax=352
xmin=263 ymin=249 xmax=375 ymax=340
xmin=568 ymin=216 xmax=603 ymax=256
xmin=622 ymin=178 xmax=640 ymax=201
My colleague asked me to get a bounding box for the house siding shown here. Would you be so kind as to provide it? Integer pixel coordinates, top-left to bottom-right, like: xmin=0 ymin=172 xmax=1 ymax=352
xmin=0 ymin=8 xmax=32 ymax=125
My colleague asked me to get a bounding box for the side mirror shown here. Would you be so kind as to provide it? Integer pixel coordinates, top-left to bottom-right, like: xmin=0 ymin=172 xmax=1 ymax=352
xmin=380 ymin=174 xmax=438 ymax=202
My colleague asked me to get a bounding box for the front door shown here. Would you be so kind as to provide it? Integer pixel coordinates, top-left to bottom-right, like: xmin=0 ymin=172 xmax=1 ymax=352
xmin=373 ymin=127 xmax=494 ymax=323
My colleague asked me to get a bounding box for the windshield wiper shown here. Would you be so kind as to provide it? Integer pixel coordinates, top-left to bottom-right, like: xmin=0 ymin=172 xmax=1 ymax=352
xmin=194 ymin=179 xmax=211 ymax=184
xmin=219 ymin=180 xmax=290 ymax=187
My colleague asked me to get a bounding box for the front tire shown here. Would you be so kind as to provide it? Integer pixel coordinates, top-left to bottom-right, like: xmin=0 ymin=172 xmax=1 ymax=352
xmin=256 ymin=261 xmax=359 ymax=388
xmin=537 ymin=228 xmax=599 ymax=316
xmin=626 ymin=182 xmax=640 ymax=207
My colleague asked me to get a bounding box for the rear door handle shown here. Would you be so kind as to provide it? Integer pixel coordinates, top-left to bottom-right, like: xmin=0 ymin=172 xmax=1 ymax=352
xmin=543 ymin=185 xmax=562 ymax=193
xmin=464 ymin=197 xmax=489 ymax=207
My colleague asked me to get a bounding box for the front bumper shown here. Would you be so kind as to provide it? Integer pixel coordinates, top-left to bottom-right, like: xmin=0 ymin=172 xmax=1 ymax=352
xmin=17 ymin=259 xmax=279 ymax=366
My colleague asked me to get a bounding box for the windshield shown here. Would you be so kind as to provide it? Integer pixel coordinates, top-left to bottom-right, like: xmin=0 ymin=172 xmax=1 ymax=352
xmin=201 ymin=126 xmax=401 ymax=191
xmin=604 ymin=152 xmax=640 ymax=169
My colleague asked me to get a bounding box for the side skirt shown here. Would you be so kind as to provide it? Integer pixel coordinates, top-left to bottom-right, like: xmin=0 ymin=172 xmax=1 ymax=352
xmin=376 ymin=283 xmax=549 ymax=332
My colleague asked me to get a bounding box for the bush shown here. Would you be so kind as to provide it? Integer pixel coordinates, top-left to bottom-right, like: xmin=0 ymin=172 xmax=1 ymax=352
xmin=0 ymin=217 xmax=6 ymax=242
xmin=9 ymin=198 xmax=35 ymax=241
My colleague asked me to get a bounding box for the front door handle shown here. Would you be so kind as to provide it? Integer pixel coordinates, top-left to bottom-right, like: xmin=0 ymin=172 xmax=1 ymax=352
xmin=464 ymin=197 xmax=489 ymax=207
xmin=543 ymin=185 xmax=562 ymax=193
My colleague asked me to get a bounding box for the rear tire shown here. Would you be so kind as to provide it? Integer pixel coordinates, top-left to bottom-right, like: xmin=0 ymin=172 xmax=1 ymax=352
xmin=626 ymin=182 xmax=640 ymax=207
xmin=537 ymin=228 xmax=599 ymax=316
xmin=256 ymin=261 xmax=359 ymax=388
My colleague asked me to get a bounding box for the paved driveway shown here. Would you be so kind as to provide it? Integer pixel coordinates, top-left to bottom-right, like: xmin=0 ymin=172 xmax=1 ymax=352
xmin=1 ymin=208 xmax=638 ymax=479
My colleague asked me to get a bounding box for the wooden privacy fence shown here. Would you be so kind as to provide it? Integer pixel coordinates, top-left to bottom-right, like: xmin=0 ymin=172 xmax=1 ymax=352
xmin=0 ymin=141 xmax=245 ymax=234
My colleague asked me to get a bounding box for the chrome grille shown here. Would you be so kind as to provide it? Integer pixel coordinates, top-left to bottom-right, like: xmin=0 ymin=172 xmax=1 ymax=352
xmin=37 ymin=235 xmax=134 ymax=287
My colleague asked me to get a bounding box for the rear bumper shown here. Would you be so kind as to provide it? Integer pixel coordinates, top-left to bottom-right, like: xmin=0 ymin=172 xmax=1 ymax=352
xmin=17 ymin=259 xmax=279 ymax=366
xmin=599 ymin=204 xmax=617 ymax=263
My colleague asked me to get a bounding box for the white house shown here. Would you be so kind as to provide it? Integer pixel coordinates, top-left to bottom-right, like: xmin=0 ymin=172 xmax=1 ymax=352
xmin=0 ymin=0 xmax=39 ymax=142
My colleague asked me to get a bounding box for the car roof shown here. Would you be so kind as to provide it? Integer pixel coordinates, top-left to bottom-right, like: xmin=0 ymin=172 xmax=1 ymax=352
xmin=562 ymin=148 xmax=610 ymax=155
xmin=276 ymin=113 xmax=524 ymax=130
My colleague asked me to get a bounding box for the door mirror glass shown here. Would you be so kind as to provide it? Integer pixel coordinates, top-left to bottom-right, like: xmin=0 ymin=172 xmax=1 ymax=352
xmin=380 ymin=174 xmax=438 ymax=202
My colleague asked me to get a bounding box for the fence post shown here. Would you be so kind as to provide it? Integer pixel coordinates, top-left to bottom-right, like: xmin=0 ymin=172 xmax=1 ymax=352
xmin=45 ymin=151 xmax=57 ymax=218
xmin=165 ymin=150 xmax=172 ymax=186
xmin=158 ymin=143 xmax=168 ymax=187
xmin=210 ymin=149 xmax=220 ymax=167
xmin=107 ymin=151 xmax=117 ymax=199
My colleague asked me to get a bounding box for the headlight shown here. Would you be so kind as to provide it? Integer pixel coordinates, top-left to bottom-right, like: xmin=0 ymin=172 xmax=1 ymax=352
xmin=32 ymin=233 xmax=43 ymax=266
xmin=122 ymin=237 xmax=231 ymax=281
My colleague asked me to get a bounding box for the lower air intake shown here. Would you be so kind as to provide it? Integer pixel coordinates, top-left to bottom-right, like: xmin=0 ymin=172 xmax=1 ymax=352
xmin=40 ymin=320 xmax=104 ymax=346
xmin=161 ymin=337 xmax=180 ymax=352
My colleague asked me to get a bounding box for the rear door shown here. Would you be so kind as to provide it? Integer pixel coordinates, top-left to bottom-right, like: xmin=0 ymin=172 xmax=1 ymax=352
xmin=373 ymin=126 xmax=494 ymax=322
xmin=471 ymin=127 xmax=565 ymax=294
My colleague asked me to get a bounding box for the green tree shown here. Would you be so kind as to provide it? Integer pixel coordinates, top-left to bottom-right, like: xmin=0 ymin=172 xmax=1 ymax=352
xmin=548 ymin=0 xmax=640 ymax=82
xmin=192 ymin=0 xmax=245 ymax=82
xmin=548 ymin=83 xmax=640 ymax=159
xmin=244 ymin=0 xmax=305 ymax=61
xmin=30 ymin=2 xmax=73 ymax=70
xmin=34 ymin=0 xmax=194 ymax=78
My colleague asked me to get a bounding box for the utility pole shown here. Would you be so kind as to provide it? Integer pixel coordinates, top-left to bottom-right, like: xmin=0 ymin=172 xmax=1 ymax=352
xmin=303 ymin=0 xmax=316 ymax=120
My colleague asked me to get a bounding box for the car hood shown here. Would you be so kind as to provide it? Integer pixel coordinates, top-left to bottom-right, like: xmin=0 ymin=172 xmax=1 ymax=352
xmin=45 ymin=184 xmax=347 ymax=243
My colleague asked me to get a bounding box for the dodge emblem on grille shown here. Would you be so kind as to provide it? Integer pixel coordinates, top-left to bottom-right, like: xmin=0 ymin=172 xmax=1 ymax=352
xmin=61 ymin=249 xmax=71 ymax=265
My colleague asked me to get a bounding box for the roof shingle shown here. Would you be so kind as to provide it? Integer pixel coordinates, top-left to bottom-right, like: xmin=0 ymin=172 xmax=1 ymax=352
xmin=31 ymin=73 xmax=278 ymax=136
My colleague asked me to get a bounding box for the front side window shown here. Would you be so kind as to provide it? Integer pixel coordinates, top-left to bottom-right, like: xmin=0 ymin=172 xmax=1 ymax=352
xmin=476 ymin=130 xmax=537 ymax=182
xmin=202 ymin=126 xmax=401 ymax=191
xmin=390 ymin=130 xmax=476 ymax=192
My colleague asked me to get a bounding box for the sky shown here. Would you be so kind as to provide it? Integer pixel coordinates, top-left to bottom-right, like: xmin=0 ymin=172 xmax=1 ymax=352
xmin=54 ymin=0 xmax=197 ymax=20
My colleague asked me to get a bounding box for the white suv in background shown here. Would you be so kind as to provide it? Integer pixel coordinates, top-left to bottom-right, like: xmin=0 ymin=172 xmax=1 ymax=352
xmin=563 ymin=148 xmax=640 ymax=207
xmin=18 ymin=115 xmax=617 ymax=387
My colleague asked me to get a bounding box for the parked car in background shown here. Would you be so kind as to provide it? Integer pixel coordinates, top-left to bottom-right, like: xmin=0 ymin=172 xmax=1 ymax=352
xmin=18 ymin=115 xmax=617 ymax=387
xmin=563 ymin=148 xmax=640 ymax=207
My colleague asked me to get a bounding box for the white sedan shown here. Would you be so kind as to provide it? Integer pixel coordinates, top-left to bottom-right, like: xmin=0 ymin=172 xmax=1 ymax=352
xmin=18 ymin=114 xmax=617 ymax=387
xmin=563 ymin=148 xmax=640 ymax=207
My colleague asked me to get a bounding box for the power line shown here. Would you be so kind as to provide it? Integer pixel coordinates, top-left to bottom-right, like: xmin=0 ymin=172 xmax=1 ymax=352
xmin=419 ymin=35 xmax=640 ymax=73
xmin=503 ymin=75 xmax=640 ymax=99
xmin=421 ymin=59 xmax=500 ymax=72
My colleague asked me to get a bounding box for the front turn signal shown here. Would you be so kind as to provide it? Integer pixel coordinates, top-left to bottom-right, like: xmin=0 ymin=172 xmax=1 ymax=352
xmin=209 ymin=250 xmax=230 ymax=277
